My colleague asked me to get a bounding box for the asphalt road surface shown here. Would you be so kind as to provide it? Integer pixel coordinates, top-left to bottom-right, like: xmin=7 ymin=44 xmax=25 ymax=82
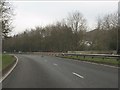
xmin=3 ymin=54 xmax=118 ymax=88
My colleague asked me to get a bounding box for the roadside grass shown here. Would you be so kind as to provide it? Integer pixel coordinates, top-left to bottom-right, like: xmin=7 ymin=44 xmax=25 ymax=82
xmin=1 ymin=54 xmax=15 ymax=70
xmin=61 ymin=55 xmax=120 ymax=66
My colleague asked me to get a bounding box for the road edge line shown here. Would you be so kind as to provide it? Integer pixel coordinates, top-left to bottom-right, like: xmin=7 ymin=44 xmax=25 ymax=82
xmin=0 ymin=55 xmax=18 ymax=83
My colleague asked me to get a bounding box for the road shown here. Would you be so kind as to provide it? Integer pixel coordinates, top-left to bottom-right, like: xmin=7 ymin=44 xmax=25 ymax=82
xmin=3 ymin=54 xmax=118 ymax=88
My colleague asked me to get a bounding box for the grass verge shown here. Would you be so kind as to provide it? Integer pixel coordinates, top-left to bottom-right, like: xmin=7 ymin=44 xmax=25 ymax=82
xmin=2 ymin=54 xmax=16 ymax=70
xmin=60 ymin=55 xmax=120 ymax=67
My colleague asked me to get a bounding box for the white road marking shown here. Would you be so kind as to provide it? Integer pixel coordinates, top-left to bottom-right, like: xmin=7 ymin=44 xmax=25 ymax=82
xmin=79 ymin=60 xmax=119 ymax=68
xmin=72 ymin=72 xmax=84 ymax=79
xmin=53 ymin=63 xmax=58 ymax=66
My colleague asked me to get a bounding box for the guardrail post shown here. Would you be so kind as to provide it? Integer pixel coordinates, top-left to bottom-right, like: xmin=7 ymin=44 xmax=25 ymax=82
xmin=77 ymin=55 xmax=79 ymax=58
xmin=84 ymin=56 xmax=85 ymax=59
xmin=102 ymin=57 xmax=104 ymax=60
xmin=92 ymin=57 xmax=94 ymax=59
xmin=117 ymin=57 xmax=120 ymax=61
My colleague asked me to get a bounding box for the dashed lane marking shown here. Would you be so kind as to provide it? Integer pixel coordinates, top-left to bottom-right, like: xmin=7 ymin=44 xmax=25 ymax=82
xmin=72 ymin=72 xmax=84 ymax=79
xmin=53 ymin=63 xmax=58 ymax=66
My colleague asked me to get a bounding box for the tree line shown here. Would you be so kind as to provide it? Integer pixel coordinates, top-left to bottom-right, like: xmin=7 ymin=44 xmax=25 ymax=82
xmin=1 ymin=1 xmax=118 ymax=52
xmin=2 ymin=11 xmax=118 ymax=52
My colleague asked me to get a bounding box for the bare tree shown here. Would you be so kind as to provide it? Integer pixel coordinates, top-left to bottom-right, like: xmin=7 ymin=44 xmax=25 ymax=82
xmin=96 ymin=16 xmax=103 ymax=30
xmin=96 ymin=12 xmax=118 ymax=31
xmin=67 ymin=11 xmax=87 ymax=33
xmin=91 ymin=12 xmax=118 ymax=50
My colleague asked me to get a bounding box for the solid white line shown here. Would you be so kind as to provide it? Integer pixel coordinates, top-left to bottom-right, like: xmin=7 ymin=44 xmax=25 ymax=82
xmin=0 ymin=55 xmax=18 ymax=83
xmin=72 ymin=72 xmax=84 ymax=79
xmin=79 ymin=60 xmax=119 ymax=69
xmin=53 ymin=63 xmax=58 ymax=66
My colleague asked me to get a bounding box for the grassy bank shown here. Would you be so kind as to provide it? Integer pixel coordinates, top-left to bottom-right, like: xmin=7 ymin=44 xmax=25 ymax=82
xmin=60 ymin=55 xmax=120 ymax=66
xmin=2 ymin=54 xmax=15 ymax=70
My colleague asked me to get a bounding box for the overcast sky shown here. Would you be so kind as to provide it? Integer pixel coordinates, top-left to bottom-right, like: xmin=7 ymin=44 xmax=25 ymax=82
xmin=11 ymin=1 xmax=118 ymax=35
